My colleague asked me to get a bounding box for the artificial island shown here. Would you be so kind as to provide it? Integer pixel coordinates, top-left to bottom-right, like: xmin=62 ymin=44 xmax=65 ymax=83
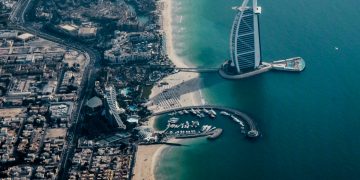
xmin=219 ymin=0 xmax=305 ymax=79
xmin=0 ymin=0 xmax=303 ymax=179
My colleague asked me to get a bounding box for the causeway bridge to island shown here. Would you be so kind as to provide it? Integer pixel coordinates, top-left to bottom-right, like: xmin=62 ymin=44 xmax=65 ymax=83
xmin=175 ymin=67 xmax=219 ymax=73
xmin=145 ymin=105 xmax=260 ymax=137
xmin=172 ymin=57 xmax=305 ymax=77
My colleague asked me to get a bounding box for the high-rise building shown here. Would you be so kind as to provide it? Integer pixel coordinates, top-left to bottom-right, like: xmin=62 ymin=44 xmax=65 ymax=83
xmin=230 ymin=0 xmax=262 ymax=74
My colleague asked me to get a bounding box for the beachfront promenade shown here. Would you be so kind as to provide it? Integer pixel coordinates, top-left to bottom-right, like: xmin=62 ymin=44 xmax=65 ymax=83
xmin=145 ymin=105 xmax=259 ymax=136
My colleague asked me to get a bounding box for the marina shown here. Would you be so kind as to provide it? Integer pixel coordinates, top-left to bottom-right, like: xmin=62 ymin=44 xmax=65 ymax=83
xmin=147 ymin=105 xmax=260 ymax=139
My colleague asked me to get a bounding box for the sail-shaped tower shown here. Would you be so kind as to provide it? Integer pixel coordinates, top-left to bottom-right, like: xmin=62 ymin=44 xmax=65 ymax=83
xmin=230 ymin=0 xmax=262 ymax=73
xmin=220 ymin=0 xmax=305 ymax=79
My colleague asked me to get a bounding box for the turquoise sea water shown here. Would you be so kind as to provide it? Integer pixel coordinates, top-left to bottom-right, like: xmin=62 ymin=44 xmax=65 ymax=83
xmin=155 ymin=0 xmax=360 ymax=179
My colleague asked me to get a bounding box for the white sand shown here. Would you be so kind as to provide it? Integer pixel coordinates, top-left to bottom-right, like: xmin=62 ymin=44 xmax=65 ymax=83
xmin=133 ymin=139 xmax=181 ymax=180
xmin=133 ymin=144 xmax=164 ymax=180
xmin=161 ymin=0 xmax=187 ymax=68
xmin=147 ymin=0 xmax=204 ymax=114
xmin=134 ymin=1 xmax=205 ymax=179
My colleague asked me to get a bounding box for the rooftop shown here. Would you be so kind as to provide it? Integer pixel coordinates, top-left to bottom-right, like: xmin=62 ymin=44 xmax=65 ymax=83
xmin=86 ymin=96 xmax=103 ymax=108
xmin=78 ymin=27 xmax=97 ymax=35
xmin=59 ymin=24 xmax=79 ymax=32
xmin=17 ymin=33 xmax=35 ymax=41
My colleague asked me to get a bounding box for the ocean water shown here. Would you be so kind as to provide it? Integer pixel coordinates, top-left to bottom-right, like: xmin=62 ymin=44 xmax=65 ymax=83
xmin=155 ymin=0 xmax=360 ymax=179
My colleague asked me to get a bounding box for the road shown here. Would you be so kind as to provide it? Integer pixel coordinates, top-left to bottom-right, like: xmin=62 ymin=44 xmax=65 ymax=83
xmin=8 ymin=0 xmax=101 ymax=178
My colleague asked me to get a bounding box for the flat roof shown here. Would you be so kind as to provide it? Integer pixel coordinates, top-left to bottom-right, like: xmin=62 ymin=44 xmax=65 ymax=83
xmin=0 ymin=108 xmax=26 ymax=118
xmin=46 ymin=128 xmax=67 ymax=138
xmin=78 ymin=27 xmax=97 ymax=34
xmin=86 ymin=96 xmax=103 ymax=108
xmin=17 ymin=33 xmax=34 ymax=40
xmin=60 ymin=24 xmax=79 ymax=31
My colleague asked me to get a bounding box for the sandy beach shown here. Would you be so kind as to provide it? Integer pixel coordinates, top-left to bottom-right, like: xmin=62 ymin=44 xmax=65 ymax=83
xmin=133 ymin=0 xmax=204 ymax=179
xmin=161 ymin=0 xmax=187 ymax=68
xmin=132 ymin=138 xmax=180 ymax=180
xmin=132 ymin=144 xmax=165 ymax=180
xmin=147 ymin=71 xmax=204 ymax=113
xmin=147 ymin=0 xmax=204 ymax=114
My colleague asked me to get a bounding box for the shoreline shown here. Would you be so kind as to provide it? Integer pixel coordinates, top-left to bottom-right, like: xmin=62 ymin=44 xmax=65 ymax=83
xmin=133 ymin=0 xmax=204 ymax=179
xmin=147 ymin=0 xmax=204 ymax=114
xmin=132 ymin=144 xmax=164 ymax=180
xmin=132 ymin=138 xmax=181 ymax=180
xmin=161 ymin=0 xmax=188 ymax=68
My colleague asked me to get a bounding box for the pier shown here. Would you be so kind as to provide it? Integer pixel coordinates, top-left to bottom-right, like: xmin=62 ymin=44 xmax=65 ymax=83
xmin=145 ymin=105 xmax=260 ymax=138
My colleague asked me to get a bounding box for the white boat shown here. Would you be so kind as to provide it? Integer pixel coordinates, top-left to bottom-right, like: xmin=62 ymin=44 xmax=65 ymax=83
xmin=203 ymin=108 xmax=210 ymax=114
xmin=230 ymin=115 xmax=245 ymax=127
xmin=209 ymin=127 xmax=216 ymax=132
xmin=238 ymin=121 xmax=245 ymax=127
xmin=201 ymin=125 xmax=208 ymax=131
xmin=231 ymin=115 xmax=241 ymax=123
xmin=203 ymin=125 xmax=212 ymax=132
xmin=220 ymin=111 xmax=230 ymax=116
xmin=209 ymin=109 xmax=217 ymax=116
xmin=168 ymin=117 xmax=179 ymax=124
xmin=190 ymin=109 xmax=197 ymax=115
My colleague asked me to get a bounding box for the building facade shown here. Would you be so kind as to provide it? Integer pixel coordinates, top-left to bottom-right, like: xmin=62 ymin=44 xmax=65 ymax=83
xmin=230 ymin=0 xmax=262 ymax=73
xmin=104 ymin=86 xmax=126 ymax=130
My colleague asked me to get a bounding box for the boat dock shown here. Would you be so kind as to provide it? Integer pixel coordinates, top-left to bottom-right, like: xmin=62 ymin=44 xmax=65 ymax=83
xmin=146 ymin=105 xmax=260 ymax=138
xmin=175 ymin=133 xmax=209 ymax=139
